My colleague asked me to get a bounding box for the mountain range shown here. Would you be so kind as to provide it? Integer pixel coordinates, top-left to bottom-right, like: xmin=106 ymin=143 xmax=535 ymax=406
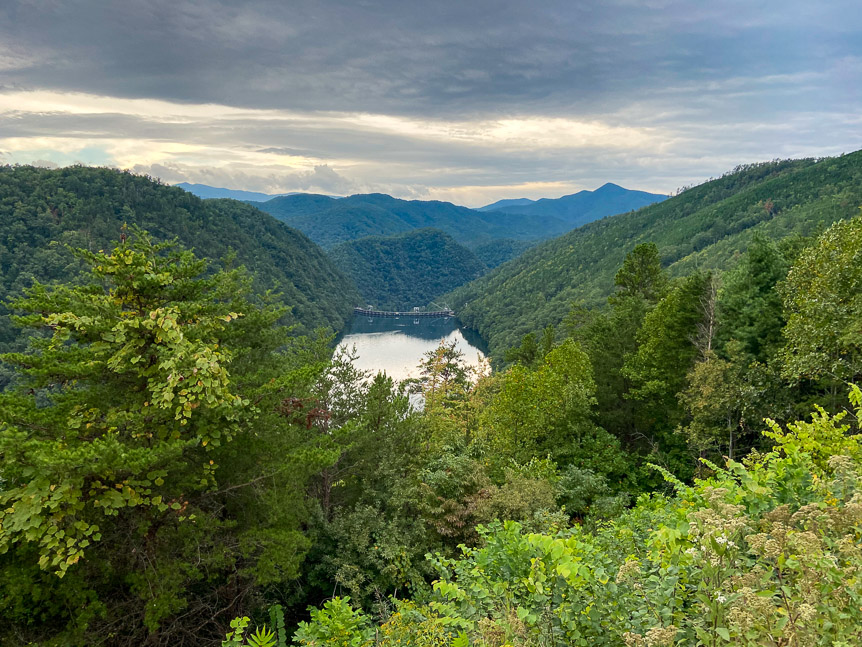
xmin=177 ymin=182 xmax=668 ymax=254
xmin=448 ymin=151 xmax=862 ymax=360
xmin=255 ymin=193 xmax=571 ymax=249
xmin=174 ymin=182 xmax=292 ymax=202
xmin=5 ymin=155 xmax=861 ymax=369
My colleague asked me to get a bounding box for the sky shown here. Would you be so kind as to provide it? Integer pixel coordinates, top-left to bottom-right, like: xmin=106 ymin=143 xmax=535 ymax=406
xmin=1 ymin=0 xmax=860 ymax=207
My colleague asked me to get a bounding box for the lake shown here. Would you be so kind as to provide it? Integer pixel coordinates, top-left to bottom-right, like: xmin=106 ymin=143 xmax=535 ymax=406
xmin=337 ymin=315 xmax=488 ymax=383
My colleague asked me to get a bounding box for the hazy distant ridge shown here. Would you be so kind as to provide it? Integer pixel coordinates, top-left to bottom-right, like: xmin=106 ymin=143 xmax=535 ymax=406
xmin=478 ymin=182 xmax=667 ymax=228
xmin=257 ymin=192 xmax=570 ymax=248
xmin=175 ymin=182 xmax=290 ymax=202
xmin=476 ymin=197 xmax=536 ymax=211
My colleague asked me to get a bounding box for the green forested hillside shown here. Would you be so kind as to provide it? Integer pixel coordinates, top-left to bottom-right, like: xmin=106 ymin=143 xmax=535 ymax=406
xmin=328 ymin=228 xmax=485 ymax=310
xmin=285 ymin=203 xmax=862 ymax=647
xmin=258 ymin=192 xmax=570 ymax=248
xmin=0 ymin=166 xmax=360 ymax=357
xmin=471 ymin=238 xmax=537 ymax=268
xmin=449 ymin=152 xmax=862 ymax=359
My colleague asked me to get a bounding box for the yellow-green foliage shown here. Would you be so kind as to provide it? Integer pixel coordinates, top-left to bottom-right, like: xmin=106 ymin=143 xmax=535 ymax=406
xmin=479 ymin=340 xmax=597 ymax=465
xmin=781 ymin=214 xmax=862 ymax=387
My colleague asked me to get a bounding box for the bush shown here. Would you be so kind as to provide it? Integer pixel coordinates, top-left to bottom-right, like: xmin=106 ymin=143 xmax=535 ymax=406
xmin=296 ymin=386 xmax=862 ymax=646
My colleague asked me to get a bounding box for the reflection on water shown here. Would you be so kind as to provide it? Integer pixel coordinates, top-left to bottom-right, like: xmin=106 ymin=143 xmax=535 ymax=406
xmin=337 ymin=315 xmax=488 ymax=383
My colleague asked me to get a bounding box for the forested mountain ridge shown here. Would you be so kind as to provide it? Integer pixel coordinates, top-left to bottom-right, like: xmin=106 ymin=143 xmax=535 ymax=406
xmin=283 ymin=171 xmax=862 ymax=647
xmin=257 ymin=192 xmax=571 ymax=248
xmin=478 ymin=182 xmax=668 ymax=229
xmin=328 ymin=228 xmax=485 ymax=310
xmin=448 ymin=151 xmax=862 ymax=359
xmin=0 ymin=166 xmax=360 ymax=363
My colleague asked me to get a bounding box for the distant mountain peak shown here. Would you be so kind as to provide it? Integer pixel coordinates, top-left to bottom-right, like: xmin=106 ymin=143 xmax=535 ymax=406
xmin=445 ymin=151 xmax=862 ymax=361
xmin=478 ymin=183 xmax=667 ymax=227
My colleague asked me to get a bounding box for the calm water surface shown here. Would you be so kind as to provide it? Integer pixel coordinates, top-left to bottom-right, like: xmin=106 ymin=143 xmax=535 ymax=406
xmin=337 ymin=315 xmax=488 ymax=383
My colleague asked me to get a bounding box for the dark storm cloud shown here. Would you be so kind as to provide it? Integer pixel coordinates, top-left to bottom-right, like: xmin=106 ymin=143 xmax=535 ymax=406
xmin=1 ymin=0 xmax=859 ymax=117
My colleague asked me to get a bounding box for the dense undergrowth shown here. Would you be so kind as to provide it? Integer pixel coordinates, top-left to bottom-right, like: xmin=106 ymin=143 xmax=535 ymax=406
xmin=282 ymin=386 xmax=862 ymax=646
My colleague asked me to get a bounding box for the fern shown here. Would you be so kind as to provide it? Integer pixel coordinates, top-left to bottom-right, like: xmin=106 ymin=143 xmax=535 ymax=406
xmin=269 ymin=605 xmax=288 ymax=647
xmin=451 ymin=631 xmax=470 ymax=647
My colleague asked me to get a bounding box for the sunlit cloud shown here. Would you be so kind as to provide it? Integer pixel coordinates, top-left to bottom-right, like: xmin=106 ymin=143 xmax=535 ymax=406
xmin=0 ymin=89 xmax=681 ymax=202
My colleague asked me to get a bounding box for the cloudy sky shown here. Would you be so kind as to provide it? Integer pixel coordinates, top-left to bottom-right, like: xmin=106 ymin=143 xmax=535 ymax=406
xmin=1 ymin=0 xmax=860 ymax=206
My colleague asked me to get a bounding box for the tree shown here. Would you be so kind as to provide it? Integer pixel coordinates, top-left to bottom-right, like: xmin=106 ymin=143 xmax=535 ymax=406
xmin=480 ymin=339 xmax=623 ymax=474
xmin=622 ymin=272 xmax=712 ymax=478
xmin=504 ymin=325 xmax=556 ymax=368
xmin=409 ymin=339 xmax=473 ymax=412
xmin=576 ymin=244 xmax=670 ymax=448
xmin=781 ymin=215 xmax=862 ymax=409
xmin=717 ymin=233 xmax=796 ymax=364
xmin=504 ymin=331 xmax=539 ymax=366
xmin=611 ymin=242 xmax=669 ymax=305
xmin=0 ymin=231 xmax=332 ymax=645
xmin=677 ymin=348 xmax=745 ymax=465
xmin=624 ymin=273 xmax=711 ymax=414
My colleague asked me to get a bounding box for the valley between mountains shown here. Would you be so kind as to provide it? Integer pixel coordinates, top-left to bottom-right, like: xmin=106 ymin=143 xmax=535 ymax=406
xmin=2 ymin=150 xmax=861 ymax=646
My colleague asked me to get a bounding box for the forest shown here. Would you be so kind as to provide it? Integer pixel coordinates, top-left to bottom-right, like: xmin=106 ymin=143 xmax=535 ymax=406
xmin=0 ymin=160 xmax=861 ymax=647
xmin=328 ymin=229 xmax=485 ymax=310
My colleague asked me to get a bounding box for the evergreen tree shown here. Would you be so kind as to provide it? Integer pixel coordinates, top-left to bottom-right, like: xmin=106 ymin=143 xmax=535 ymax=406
xmin=611 ymin=242 xmax=669 ymax=305
xmin=718 ymin=233 xmax=796 ymax=363
xmin=623 ymin=272 xmax=712 ymax=477
xmin=410 ymin=339 xmax=473 ymax=412
xmin=0 ymin=231 xmax=332 ymax=645
xmin=567 ymin=244 xmax=669 ymax=452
